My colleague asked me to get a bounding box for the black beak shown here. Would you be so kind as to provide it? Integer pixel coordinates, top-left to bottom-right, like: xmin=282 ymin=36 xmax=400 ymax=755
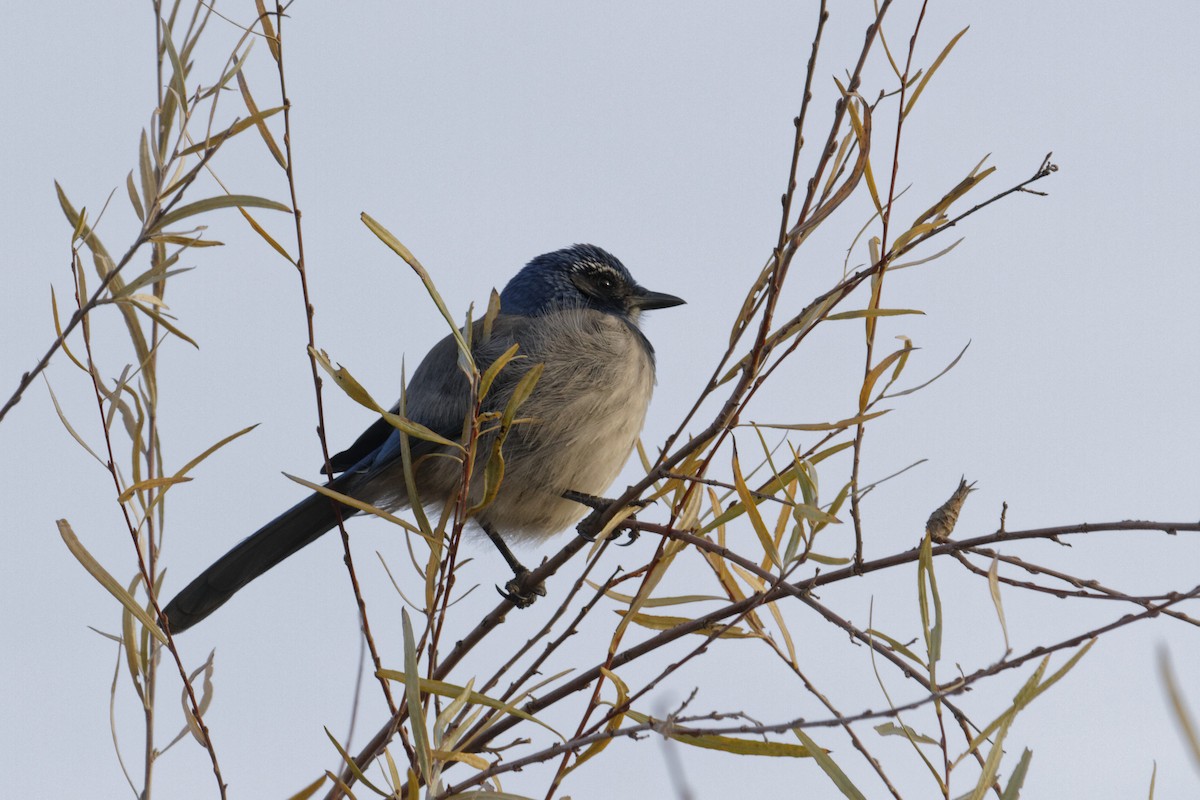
xmin=631 ymin=287 xmax=686 ymax=311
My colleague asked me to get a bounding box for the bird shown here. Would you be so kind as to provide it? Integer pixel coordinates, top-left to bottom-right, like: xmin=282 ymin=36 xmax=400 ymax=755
xmin=162 ymin=244 xmax=684 ymax=632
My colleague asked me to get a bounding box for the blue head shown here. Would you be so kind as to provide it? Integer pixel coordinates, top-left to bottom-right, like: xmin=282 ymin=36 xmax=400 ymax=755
xmin=499 ymin=244 xmax=684 ymax=322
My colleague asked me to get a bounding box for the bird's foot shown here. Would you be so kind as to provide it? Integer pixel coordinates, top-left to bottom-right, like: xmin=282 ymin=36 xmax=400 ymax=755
xmin=564 ymin=490 xmax=645 ymax=545
xmin=497 ymin=567 xmax=547 ymax=608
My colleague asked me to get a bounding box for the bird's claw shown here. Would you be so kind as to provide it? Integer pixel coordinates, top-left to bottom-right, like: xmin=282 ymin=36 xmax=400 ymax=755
xmin=566 ymin=490 xmax=647 ymax=544
xmin=497 ymin=568 xmax=546 ymax=608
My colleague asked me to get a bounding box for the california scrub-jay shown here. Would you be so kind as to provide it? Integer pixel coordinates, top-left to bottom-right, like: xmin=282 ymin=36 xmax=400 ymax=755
xmin=163 ymin=244 xmax=684 ymax=632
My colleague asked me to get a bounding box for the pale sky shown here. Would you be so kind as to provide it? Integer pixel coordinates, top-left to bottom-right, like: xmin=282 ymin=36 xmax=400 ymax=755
xmin=2 ymin=2 xmax=1198 ymax=798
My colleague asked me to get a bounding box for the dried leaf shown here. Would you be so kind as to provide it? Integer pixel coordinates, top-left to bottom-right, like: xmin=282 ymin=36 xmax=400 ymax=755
xmin=125 ymin=171 xmax=144 ymax=221
xmin=152 ymin=194 xmax=290 ymax=232
xmin=615 ymin=610 xmax=757 ymax=639
xmin=237 ymin=70 xmax=287 ymax=167
xmin=374 ymin=673 xmax=563 ymax=739
xmin=988 ymin=555 xmax=1011 ymax=652
xmin=117 ymin=475 xmax=193 ymax=504
xmin=732 ymin=448 xmax=781 ymax=569
xmin=179 ymin=105 xmax=284 ymax=156
xmin=324 ymin=728 xmax=388 ymax=796
xmin=58 ymin=520 xmax=167 ymax=645
xmin=239 ymin=207 xmax=295 ymax=264
xmin=903 ymin=27 xmax=969 ymax=119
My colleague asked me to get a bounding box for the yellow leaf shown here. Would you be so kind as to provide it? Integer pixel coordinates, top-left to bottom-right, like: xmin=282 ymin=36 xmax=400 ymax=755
xmin=284 ymin=775 xmax=327 ymax=800
xmin=57 ymin=520 xmax=167 ymax=645
xmin=430 ymin=749 xmax=490 ymax=770
xmin=903 ymin=27 xmax=969 ymax=119
xmin=568 ymin=668 xmax=630 ymax=773
xmin=237 ymin=71 xmax=287 ymax=167
xmin=732 ymin=448 xmax=781 ymax=569
xmin=825 ymin=308 xmax=924 ymax=321
xmin=178 ymin=105 xmax=285 ymax=156
xmin=615 ymin=611 xmax=757 ymax=639
xmin=117 ymin=475 xmax=192 ymax=503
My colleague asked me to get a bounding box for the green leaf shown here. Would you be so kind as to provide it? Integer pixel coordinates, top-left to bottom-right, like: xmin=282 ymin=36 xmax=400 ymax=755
xmin=1000 ymin=749 xmax=1033 ymax=800
xmin=324 ymin=727 xmax=387 ymax=796
xmin=917 ymin=533 xmax=944 ymax=678
xmin=402 ymin=610 xmax=431 ymax=780
xmin=793 ymin=728 xmax=866 ymax=800
xmin=138 ymin=130 xmax=157 ymax=215
xmin=478 ymin=343 xmax=521 ymax=399
xmin=865 ymin=628 xmax=927 ymax=669
xmin=874 ymin=722 xmax=938 ymax=746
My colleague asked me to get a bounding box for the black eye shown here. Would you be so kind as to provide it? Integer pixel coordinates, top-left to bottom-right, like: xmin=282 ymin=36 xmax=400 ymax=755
xmin=594 ymin=274 xmax=615 ymax=291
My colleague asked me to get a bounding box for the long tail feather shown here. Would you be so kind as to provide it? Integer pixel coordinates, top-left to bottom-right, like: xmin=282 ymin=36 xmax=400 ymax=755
xmin=162 ymin=489 xmax=352 ymax=633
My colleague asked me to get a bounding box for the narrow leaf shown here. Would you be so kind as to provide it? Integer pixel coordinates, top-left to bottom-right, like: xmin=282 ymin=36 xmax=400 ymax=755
xmin=374 ymin=673 xmax=563 ymax=739
xmin=236 ymin=70 xmax=287 ymax=167
xmin=1000 ymin=749 xmax=1033 ymax=800
xmin=793 ymin=728 xmax=867 ymax=800
xmin=402 ymin=610 xmax=431 ymax=780
xmin=324 ymin=728 xmax=387 ymax=796
xmin=58 ymin=520 xmax=167 ymax=645
xmin=285 ymin=775 xmax=327 ymax=800
xmin=309 ymin=348 xmax=460 ymax=449
xmin=179 ymin=106 xmax=285 ymax=156
xmin=1159 ymin=648 xmax=1200 ymax=771
xmin=125 ymin=171 xmax=144 ymax=221
xmin=360 ymin=213 xmax=472 ymax=366
xmin=732 ymin=448 xmax=781 ymax=569
xmin=874 ymin=722 xmax=938 ymax=745
xmin=615 ymin=610 xmax=756 ymax=639
xmin=239 ymin=207 xmax=295 ymax=264
xmin=153 ymin=194 xmax=291 ymax=232
xmin=988 ymin=555 xmax=1011 ymax=652
xmin=752 ymin=409 xmax=889 ymax=432
xmin=903 ymin=27 xmax=969 ymax=119
xmin=826 ymin=308 xmax=924 ymax=321
xmin=255 ymin=0 xmax=281 ymax=64
xmin=117 ymin=475 xmax=192 ymax=504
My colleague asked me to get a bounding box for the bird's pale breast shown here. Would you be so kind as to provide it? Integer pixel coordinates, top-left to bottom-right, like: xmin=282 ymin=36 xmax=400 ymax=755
xmin=476 ymin=308 xmax=656 ymax=540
